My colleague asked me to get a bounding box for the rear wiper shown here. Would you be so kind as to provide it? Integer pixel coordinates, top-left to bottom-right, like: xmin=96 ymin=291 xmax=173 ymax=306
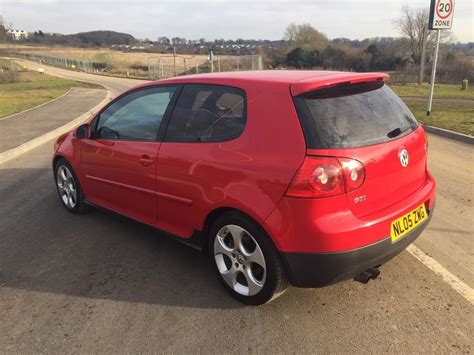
xmin=387 ymin=126 xmax=410 ymax=138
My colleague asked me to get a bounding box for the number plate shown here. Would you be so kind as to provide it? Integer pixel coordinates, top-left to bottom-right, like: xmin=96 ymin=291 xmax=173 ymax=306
xmin=390 ymin=204 xmax=428 ymax=243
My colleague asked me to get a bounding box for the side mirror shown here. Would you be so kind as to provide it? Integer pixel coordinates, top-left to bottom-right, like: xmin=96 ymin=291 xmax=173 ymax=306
xmin=75 ymin=123 xmax=90 ymax=139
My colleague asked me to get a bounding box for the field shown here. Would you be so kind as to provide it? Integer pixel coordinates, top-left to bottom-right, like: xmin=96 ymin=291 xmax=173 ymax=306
xmin=405 ymin=101 xmax=474 ymax=136
xmin=0 ymin=44 xmax=254 ymax=78
xmin=391 ymin=83 xmax=474 ymax=100
xmin=1 ymin=45 xmax=472 ymax=135
xmin=389 ymin=83 xmax=474 ymax=136
xmin=0 ymin=59 xmax=101 ymax=118
xmin=0 ymin=58 xmax=22 ymax=71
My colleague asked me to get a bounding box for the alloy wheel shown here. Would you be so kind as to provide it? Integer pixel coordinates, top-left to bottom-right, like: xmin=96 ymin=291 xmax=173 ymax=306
xmin=214 ymin=224 xmax=266 ymax=296
xmin=56 ymin=165 xmax=78 ymax=209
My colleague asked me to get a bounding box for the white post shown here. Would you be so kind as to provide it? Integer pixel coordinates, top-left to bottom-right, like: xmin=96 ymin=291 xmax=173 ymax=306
xmin=173 ymin=47 xmax=177 ymax=77
xmin=210 ymin=50 xmax=214 ymax=73
xmin=427 ymin=29 xmax=440 ymax=116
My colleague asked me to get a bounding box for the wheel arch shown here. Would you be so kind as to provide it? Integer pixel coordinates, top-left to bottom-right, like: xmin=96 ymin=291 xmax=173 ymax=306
xmin=200 ymin=206 xmax=277 ymax=253
xmin=53 ymin=155 xmax=66 ymax=170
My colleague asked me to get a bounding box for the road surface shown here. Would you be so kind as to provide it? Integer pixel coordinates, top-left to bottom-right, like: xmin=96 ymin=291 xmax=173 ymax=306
xmin=13 ymin=58 xmax=143 ymax=96
xmin=0 ymin=88 xmax=106 ymax=153
xmin=0 ymin=62 xmax=472 ymax=353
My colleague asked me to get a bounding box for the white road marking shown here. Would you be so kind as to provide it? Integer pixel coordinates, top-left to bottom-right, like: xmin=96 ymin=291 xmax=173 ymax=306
xmin=407 ymin=245 xmax=474 ymax=305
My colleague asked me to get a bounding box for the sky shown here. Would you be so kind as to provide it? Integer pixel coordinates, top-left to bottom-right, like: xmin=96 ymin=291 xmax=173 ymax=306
xmin=1 ymin=0 xmax=473 ymax=42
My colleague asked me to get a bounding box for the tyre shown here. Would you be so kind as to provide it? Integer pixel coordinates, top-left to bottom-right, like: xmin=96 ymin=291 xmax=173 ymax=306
xmin=210 ymin=212 xmax=288 ymax=305
xmin=54 ymin=158 xmax=88 ymax=214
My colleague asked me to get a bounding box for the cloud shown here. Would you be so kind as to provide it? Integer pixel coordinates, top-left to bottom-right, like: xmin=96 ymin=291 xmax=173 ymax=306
xmin=4 ymin=0 xmax=57 ymax=3
xmin=1 ymin=0 xmax=472 ymax=42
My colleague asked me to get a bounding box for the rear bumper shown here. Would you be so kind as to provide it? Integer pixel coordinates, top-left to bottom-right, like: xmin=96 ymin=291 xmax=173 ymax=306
xmin=265 ymin=171 xmax=436 ymax=253
xmin=281 ymin=202 xmax=435 ymax=287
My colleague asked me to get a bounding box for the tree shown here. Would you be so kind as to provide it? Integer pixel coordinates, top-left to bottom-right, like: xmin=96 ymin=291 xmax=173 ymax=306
xmin=365 ymin=43 xmax=381 ymax=69
xmin=0 ymin=16 xmax=7 ymax=42
xmin=286 ymin=47 xmax=321 ymax=68
xmin=365 ymin=43 xmax=379 ymax=56
xmin=284 ymin=23 xmax=328 ymax=51
xmin=157 ymin=36 xmax=170 ymax=45
xmin=171 ymin=37 xmax=186 ymax=46
xmin=321 ymin=46 xmax=350 ymax=69
xmin=393 ymin=6 xmax=452 ymax=84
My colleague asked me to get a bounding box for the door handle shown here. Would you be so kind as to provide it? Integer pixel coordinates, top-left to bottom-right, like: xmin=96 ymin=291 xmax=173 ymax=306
xmin=139 ymin=155 xmax=154 ymax=166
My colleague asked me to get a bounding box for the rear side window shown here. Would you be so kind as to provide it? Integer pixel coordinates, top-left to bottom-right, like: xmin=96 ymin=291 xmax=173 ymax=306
xmin=293 ymin=82 xmax=418 ymax=149
xmin=165 ymin=84 xmax=246 ymax=142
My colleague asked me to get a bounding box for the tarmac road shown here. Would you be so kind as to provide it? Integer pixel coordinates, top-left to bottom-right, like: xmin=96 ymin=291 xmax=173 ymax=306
xmin=0 ymin=62 xmax=472 ymax=353
xmin=0 ymin=87 xmax=106 ymax=153
xmin=13 ymin=58 xmax=143 ymax=96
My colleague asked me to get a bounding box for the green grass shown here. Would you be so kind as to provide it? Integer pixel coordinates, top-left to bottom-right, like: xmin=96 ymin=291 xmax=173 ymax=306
xmin=403 ymin=100 xmax=474 ymax=136
xmin=391 ymin=83 xmax=474 ymax=100
xmin=0 ymin=63 xmax=101 ymax=118
xmin=0 ymin=58 xmax=21 ymax=71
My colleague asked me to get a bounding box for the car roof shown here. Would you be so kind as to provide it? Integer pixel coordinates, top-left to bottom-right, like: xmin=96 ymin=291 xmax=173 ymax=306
xmin=132 ymin=70 xmax=389 ymax=96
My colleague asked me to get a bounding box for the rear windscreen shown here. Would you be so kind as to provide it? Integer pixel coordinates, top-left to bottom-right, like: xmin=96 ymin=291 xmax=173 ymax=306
xmin=293 ymin=81 xmax=418 ymax=149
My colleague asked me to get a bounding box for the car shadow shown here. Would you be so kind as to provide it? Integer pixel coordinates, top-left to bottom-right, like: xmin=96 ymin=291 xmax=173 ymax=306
xmin=0 ymin=168 xmax=245 ymax=309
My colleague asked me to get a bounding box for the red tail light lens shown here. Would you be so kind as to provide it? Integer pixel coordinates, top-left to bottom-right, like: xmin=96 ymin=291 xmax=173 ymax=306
xmin=339 ymin=158 xmax=365 ymax=192
xmin=286 ymin=156 xmax=365 ymax=198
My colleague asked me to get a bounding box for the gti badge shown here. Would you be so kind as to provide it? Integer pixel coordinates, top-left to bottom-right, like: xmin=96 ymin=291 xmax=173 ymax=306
xmin=399 ymin=149 xmax=409 ymax=167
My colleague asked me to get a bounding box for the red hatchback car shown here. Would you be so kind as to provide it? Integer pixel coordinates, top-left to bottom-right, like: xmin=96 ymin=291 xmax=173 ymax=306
xmin=53 ymin=71 xmax=436 ymax=305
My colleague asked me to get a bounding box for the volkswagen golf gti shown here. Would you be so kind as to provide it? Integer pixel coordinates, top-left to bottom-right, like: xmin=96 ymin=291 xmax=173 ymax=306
xmin=53 ymin=71 xmax=436 ymax=305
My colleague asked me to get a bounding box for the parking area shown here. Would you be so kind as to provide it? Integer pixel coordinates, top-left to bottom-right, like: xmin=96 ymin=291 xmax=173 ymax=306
xmin=0 ymin=135 xmax=472 ymax=353
xmin=0 ymin=61 xmax=472 ymax=353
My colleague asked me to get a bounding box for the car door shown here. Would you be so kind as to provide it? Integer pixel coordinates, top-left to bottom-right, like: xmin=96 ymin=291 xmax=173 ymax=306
xmin=80 ymin=85 xmax=178 ymax=224
xmin=155 ymin=84 xmax=247 ymax=237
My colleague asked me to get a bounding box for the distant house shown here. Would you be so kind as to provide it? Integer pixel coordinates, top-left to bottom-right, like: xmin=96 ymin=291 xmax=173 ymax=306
xmin=7 ymin=29 xmax=29 ymax=41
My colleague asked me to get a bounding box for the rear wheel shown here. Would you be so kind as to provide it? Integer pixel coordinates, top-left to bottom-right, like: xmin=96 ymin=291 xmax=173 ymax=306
xmin=54 ymin=159 xmax=88 ymax=214
xmin=210 ymin=212 xmax=288 ymax=305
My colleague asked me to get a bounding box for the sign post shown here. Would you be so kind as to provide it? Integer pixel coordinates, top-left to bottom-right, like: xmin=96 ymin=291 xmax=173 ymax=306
xmin=427 ymin=0 xmax=455 ymax=116
xmin=427 ymin=30 xmax=440 ymax=116
xmin=208 ymin=50 xmax=214 ymax=73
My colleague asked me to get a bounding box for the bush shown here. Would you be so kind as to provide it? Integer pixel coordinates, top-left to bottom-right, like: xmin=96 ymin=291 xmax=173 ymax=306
xmin=286 ymin=47 xmax=321 ymax=68
xmin=0 ymin=69 xmax=19 ymax=84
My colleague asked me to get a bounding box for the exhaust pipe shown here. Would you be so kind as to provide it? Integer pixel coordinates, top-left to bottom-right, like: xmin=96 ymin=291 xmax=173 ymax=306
xmin=354 ymin=267 xmax=380 ymax=284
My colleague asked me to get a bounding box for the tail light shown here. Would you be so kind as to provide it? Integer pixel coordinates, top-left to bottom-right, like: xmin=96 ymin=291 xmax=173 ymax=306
xmin=339 ymin=158 xmax=366 ymax=193
xmin=286 ymin=156 xmax=365 ymax=198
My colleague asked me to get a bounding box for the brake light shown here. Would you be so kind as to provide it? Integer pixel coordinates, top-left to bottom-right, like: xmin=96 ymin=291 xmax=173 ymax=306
xmin=339 ymin=158 xmax=365 ymax=192
xmin=286 ymin=156 xmax=365 ymax=198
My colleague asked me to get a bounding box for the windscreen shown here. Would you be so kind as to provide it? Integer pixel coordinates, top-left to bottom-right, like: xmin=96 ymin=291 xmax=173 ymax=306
xmin=293 ymin=81 xmax=418 ymax=149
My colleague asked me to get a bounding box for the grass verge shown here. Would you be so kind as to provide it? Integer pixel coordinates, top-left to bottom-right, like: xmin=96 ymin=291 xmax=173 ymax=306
xmin=404 ymin=100 xmax=474 ymax=136
xmin=391 ymin=83 xmax=474 ymax=100
xmin=0 ymin=65 xmax=102 ymax=118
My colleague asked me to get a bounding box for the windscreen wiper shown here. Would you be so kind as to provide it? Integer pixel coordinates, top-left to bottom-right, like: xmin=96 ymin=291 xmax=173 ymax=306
xmin=387 ymin=126 xmax=411 ymax=139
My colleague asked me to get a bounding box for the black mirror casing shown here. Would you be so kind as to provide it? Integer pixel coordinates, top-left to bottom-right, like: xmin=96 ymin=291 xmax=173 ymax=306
xmin=75 ymin=124 xmax=90 ymax=139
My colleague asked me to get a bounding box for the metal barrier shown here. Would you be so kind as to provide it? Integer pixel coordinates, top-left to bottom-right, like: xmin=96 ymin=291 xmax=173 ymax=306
xmin=10 ymin=52 xmax=95 ymax=73
xmin=5 ymin=51 xmax=263 ymax=79
xmin=148 ymin=54 xmax=263 ymax=79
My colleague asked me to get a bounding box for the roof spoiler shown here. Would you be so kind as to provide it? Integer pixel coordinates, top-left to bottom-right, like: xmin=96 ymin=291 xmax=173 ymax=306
xmin=290 ymin=72 xmax=389 ymax=97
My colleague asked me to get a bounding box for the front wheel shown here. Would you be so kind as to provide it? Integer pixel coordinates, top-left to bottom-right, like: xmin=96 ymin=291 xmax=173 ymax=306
xmin=210 ymin=212 xmax=288 ymax=305
xmin=54 ymin=159 xmax=88 ymax=214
